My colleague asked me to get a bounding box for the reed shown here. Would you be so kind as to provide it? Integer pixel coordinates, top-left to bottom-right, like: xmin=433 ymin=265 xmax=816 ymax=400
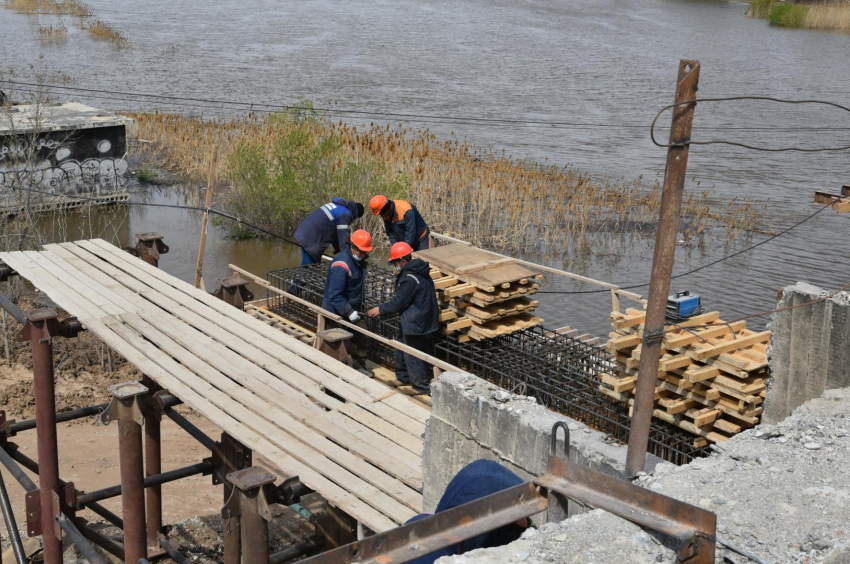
xmin=85 ymin=18 xmax=129 ymax=46
xmin=37 ymin=20 xmax=67 ymax=41
xmin=127 ymin=110 xmax=765 ymax=255
xmin=4 ymin=0 xmax=91 ymax=16
xmin=804 ymin=0 xmax=850 ymax=29
xmin=747 ymin=0 xmax=850 ymax=30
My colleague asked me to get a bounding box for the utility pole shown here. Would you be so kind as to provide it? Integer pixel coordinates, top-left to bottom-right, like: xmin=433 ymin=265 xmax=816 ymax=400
xmin=625 ymin=59 xmax=700 ymax=477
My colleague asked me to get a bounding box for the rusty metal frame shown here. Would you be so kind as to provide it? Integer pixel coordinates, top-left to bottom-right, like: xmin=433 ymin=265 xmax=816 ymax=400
xmin=300 ymin=421 xmax=715 ymax=564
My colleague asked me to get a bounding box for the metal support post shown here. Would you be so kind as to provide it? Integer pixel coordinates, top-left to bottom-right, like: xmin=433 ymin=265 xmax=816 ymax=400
xmin=216 ymin=433 xmax=252 ymax=564
xmin=625 ymin=59 xmax=700 ymax=478
xmin=19 ymin=308 xmax=64 ymax=564
xmin=213 ymin=276 xmax=254 ymax=310
xmin=142 ymin=377 xmax=163 ymax=550
xmin=225 ymin=466 xmax=276 ymax=564
xmin=133 ymin=233 xmax=169 ymax=267
xmin=103 ymin=381 xmax=149 ymax=563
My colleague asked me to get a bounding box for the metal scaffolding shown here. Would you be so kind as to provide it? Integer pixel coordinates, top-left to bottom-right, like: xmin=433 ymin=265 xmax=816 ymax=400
xmin=267 ymin=264 xmax=711 ymax=465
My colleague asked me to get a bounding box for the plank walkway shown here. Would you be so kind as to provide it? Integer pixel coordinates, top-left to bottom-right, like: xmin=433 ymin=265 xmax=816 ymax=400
xmin=0 ymin=239 xmax=431 ymax=532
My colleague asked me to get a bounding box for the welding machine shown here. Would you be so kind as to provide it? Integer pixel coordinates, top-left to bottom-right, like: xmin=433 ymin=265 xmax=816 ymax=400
xmin=666 ymin=291 xmax=702 ymax=322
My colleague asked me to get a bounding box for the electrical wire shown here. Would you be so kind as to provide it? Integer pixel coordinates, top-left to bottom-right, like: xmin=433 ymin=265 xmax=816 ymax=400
xmin=651 ymin=96 xmax=850 ymax=152
xmin=6 ymin=80 xmax=850 ymax=133
xmin=536 ymin=200 xmax=836 ymax=295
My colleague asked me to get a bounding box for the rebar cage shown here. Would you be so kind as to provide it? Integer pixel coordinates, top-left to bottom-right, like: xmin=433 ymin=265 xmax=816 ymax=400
xmin=267 ymin=263 xmax=710 ymax=465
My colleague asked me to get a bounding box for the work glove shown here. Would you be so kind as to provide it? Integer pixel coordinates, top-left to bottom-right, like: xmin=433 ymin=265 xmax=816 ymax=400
xmin=348 ymin=311 xmax=361 ymax=323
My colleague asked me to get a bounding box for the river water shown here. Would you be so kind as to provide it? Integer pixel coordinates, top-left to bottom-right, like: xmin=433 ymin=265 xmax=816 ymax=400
xmin=2 ymin=0 xmax=849 ymax=335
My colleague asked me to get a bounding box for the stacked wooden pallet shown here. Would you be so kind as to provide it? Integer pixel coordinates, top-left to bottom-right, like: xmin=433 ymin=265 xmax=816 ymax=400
xmin=600 ymin=308 xmax=770 ymax=446
xmin=414 ymin=243 xmax=544 ymax=342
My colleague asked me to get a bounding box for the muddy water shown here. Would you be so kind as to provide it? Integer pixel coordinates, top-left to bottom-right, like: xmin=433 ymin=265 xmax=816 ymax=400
xmin=3 ymin=0 xmax=850 ymax=335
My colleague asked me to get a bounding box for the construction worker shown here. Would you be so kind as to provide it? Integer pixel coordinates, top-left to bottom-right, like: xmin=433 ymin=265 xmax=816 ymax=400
xmin=404 ymin=460 xmax=529 ymax=564
xmin=294 ymin=198 xmax=365 ymax=265
xmin=369 ymin=195 xmax=430 ymax=251
xmin=322 ymin=229 xmax=372 ymax=322
xmin=367 ymin=241 xmax=439 ymax=392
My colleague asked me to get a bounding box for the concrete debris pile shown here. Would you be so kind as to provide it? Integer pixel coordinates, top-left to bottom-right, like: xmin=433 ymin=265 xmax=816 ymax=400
xmin=601 ymin=308 xmax=770 ymax=445
xmin=440 ymin=386 xmax=850 ymax=564
xmin=415 ymin=243 xmax=544 ymax=342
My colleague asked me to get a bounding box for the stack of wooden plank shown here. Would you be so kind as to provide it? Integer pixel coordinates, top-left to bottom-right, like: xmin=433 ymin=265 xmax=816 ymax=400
xmin=600 ymin=308 xmax=770 ymax=446
xmin=414 ymin=244 xmax=544 ymax=342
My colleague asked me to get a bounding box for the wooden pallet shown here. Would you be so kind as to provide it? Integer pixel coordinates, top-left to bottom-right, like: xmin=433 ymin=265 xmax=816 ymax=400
xmin=601 ymin=308 xmax=770 ymax=443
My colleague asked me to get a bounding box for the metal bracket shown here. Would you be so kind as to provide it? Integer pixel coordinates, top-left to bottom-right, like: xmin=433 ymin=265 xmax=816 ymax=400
xmin=227 ymin=466 xmax=276 ymax=522
xmin=25 ymin=488 xmax=69 ymax=539
xmin=101 ymin=382 xmax=149 ymax=426
xmin=212 ymin=276 xmax=254 ymax=310
xmin=642 ymin=328 xmax=665 ymax=346
xmin=211 ymin=433 xmax=252 ymax=486
xmin=550 ymin=421 xmax=570 ymax=461
xmin=16 ymin=309 xmax=83 ymax=344
xmin=0 ymin=411 xmax=14 ymax=443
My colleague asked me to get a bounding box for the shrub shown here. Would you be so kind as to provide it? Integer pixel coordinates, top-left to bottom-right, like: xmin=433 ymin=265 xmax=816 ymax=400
xmin=136 ymin=168 xmax=158 ymax=183
xmin=219 ymin=109 xmax=411 ymax=240
xmin=768 ymin=3 xmax=809 ymax=26
xmin=747 ymin=0 xmax=778 ymax=18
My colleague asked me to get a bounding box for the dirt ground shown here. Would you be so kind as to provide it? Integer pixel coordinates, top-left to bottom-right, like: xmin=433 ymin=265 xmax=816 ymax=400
xmin=0 ymin=337 xmax=317 ymax=562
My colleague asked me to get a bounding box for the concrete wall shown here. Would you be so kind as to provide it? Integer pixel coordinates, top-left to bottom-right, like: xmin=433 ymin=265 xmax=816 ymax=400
xmin=423 ymin=372 xmax=661 ymax=523
xmin=763 ymin=282 xmax=850 ymax=424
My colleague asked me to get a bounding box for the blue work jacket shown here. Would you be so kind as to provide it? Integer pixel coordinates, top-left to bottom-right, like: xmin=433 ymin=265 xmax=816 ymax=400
xmin=294 ymin=198 xmax=360 ymax=262
xmin=322 ymin=247 xmax=366 ymax=316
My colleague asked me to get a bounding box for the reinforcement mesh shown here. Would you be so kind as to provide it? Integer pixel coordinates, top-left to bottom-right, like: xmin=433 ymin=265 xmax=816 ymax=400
xmin=268 ymin=263 xmax=710 ymax=465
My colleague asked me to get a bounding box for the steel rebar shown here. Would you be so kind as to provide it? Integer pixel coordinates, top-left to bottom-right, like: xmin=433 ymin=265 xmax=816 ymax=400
xmin=77 ymin=461 xmax=212 ymax=506
xmin=0 ymin=469 xmax=27 ymax=564
xmin=56 ymin=514 xmax=108 ymax=564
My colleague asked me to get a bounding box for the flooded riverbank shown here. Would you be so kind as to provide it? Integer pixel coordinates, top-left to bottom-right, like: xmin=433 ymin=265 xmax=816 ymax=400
xmin=2 ymin=0 xmax=849 ymax=335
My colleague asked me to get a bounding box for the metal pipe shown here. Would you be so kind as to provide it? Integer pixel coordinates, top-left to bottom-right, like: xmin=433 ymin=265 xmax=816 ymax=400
xmin=142 ymin=376 xmax=163 ymax=546
xmin=55 ymin=514 xmax=108 ymax=564
xmin=0 ymin=445 xmax=37 ymax=492
xmin=0 ymin=291 xmax=25 ymax=325
xmin=87 ymin=502 xmax=124 ymax=530
xmin=29 ymin=310 xmax=63 ymax=564
xmin=626 ymin=60 xmax=701 ymax=478
xmin=163 ymin=408 xmax=216 ymax=451
xmin=0 ymin=469 xmax=27 ymax=564
xmin=116 ymin=404 xmax=147 ymax=563
xmin=77 ymin=462 xmax=212 ymax=506
xmin=73 ymin=517 xmax=125 ymax=560
xmin=159 ymin=537 xmax=192 ymax=564
xmin=10 ymin=402 xmax=109 ymax=434
xmin=269 ymin=539 xmax=317 ymax=564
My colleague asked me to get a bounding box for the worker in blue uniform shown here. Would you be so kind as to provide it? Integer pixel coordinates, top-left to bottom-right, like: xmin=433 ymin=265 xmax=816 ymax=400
xmin=369 ymin=195 xmax=430 ymax=251
xmin=367 ymin=241 xmax=439 ymax=393
xmin=404 ymin=460 xmax=530 ymax=564
xmin=294 ymin=198 xmax=365 ymax=265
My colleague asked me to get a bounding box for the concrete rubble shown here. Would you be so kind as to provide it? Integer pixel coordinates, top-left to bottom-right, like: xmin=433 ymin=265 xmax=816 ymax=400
xmin=438 ymin=386 xmax=850 ymax=564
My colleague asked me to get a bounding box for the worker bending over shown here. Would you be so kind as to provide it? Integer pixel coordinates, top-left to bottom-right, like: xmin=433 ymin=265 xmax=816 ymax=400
xmin=369 ymin=195 xmax=430 ymax=251
xmin=368 ymin=242 xmax=439 ymax=392
xmin=294 ymin=198 xmax=365 ymax=265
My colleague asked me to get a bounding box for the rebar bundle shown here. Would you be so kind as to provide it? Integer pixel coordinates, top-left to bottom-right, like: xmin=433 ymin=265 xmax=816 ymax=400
xmin=268 ymin=263 xmax=710 ymax=465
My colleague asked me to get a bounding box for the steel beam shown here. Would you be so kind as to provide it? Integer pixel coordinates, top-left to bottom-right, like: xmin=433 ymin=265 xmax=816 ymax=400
xmin=77 ymin=462 xmax=212 ymax=506
xmin=626 ymin=59 xmax=701 ymax=477
xmin=104 ymin=381 xmax=149 ymax=563
xmin=226 ymin=466 xmax=276 ymax=563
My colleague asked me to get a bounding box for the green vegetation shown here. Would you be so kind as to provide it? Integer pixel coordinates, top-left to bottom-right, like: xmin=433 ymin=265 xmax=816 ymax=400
xmin=219 ymin=108 xmax=410 ymax=239
xmin=747 ymin=0 xmax=850 ymax=30
xmin=136 ymin=168 xmax=158 ymax=183
xmin=768 ymin=3 xmax=809 ymax=26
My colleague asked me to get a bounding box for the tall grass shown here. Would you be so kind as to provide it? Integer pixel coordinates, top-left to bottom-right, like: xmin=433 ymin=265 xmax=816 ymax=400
xmin=85 ymin=18 xmax=129 ymax=46
xmin=37 ymin=20 xmax=67 ymax=41
xmin=4 ymin=0 xmax=129 ymax=46
xmin=747 ymin=0 xmax=850 ymax=30
xmin=128 ymin=110 xmax=764 ymax=254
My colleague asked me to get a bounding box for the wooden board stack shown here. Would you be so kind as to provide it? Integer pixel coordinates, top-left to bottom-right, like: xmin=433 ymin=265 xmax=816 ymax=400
xmin=601 ymin=308 xmax=770 ymax=446
xmin=414 ymin=243 xmax=544 ymax=342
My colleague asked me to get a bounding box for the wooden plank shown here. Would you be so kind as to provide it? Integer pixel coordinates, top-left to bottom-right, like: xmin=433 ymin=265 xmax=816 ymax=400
xmin=445 ymin=317 xmax=473 ymax=332
xmin=439 ymin=309 xmax=457 ymax=322
xmin=712 ymin=419 xmax=742 ymax=434
xmin=443 ymin=283 xmax=476 ymax=298
xmin=85 ymin=317 xmax=399 ymax=532
xmin=130 ymin=311 xmax=424 ymax=482
xmin=683 ymin=365 xmax=720 ymax=384
xmin=689 ymin=331 xmax=771 ymax=361
xmin=103 ymin=316 xmax=418 ymax=524
xmin=455 ymin=257 xmax=516 ymax=275
xmin=665 ymin=320 xmax=747 ymax=349
xmin=433 ymin=276 xmax=459 ymax=290
xmin=607 ymin=334 xmax=641 ymax=350
xmin=80 ymin=240 xmax=430 ymax=431
xmin=125 ymin=313 xmax=422 ymax=508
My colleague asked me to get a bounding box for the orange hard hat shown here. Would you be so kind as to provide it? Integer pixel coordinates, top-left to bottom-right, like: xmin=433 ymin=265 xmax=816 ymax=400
xmin=369 ymin=195 xmax=389 ymax=216
xmin=389 ymin=241 xmax=413 ymax=262
xmin=350 ymin=229 xmax=374 ymax=252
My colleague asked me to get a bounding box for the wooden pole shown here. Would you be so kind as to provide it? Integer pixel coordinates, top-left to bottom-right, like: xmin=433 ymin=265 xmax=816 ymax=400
xmin=194 ymin=146 xmax=218 ymax=290
xmin=625 ymin=60 xmax=700 ymax=477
